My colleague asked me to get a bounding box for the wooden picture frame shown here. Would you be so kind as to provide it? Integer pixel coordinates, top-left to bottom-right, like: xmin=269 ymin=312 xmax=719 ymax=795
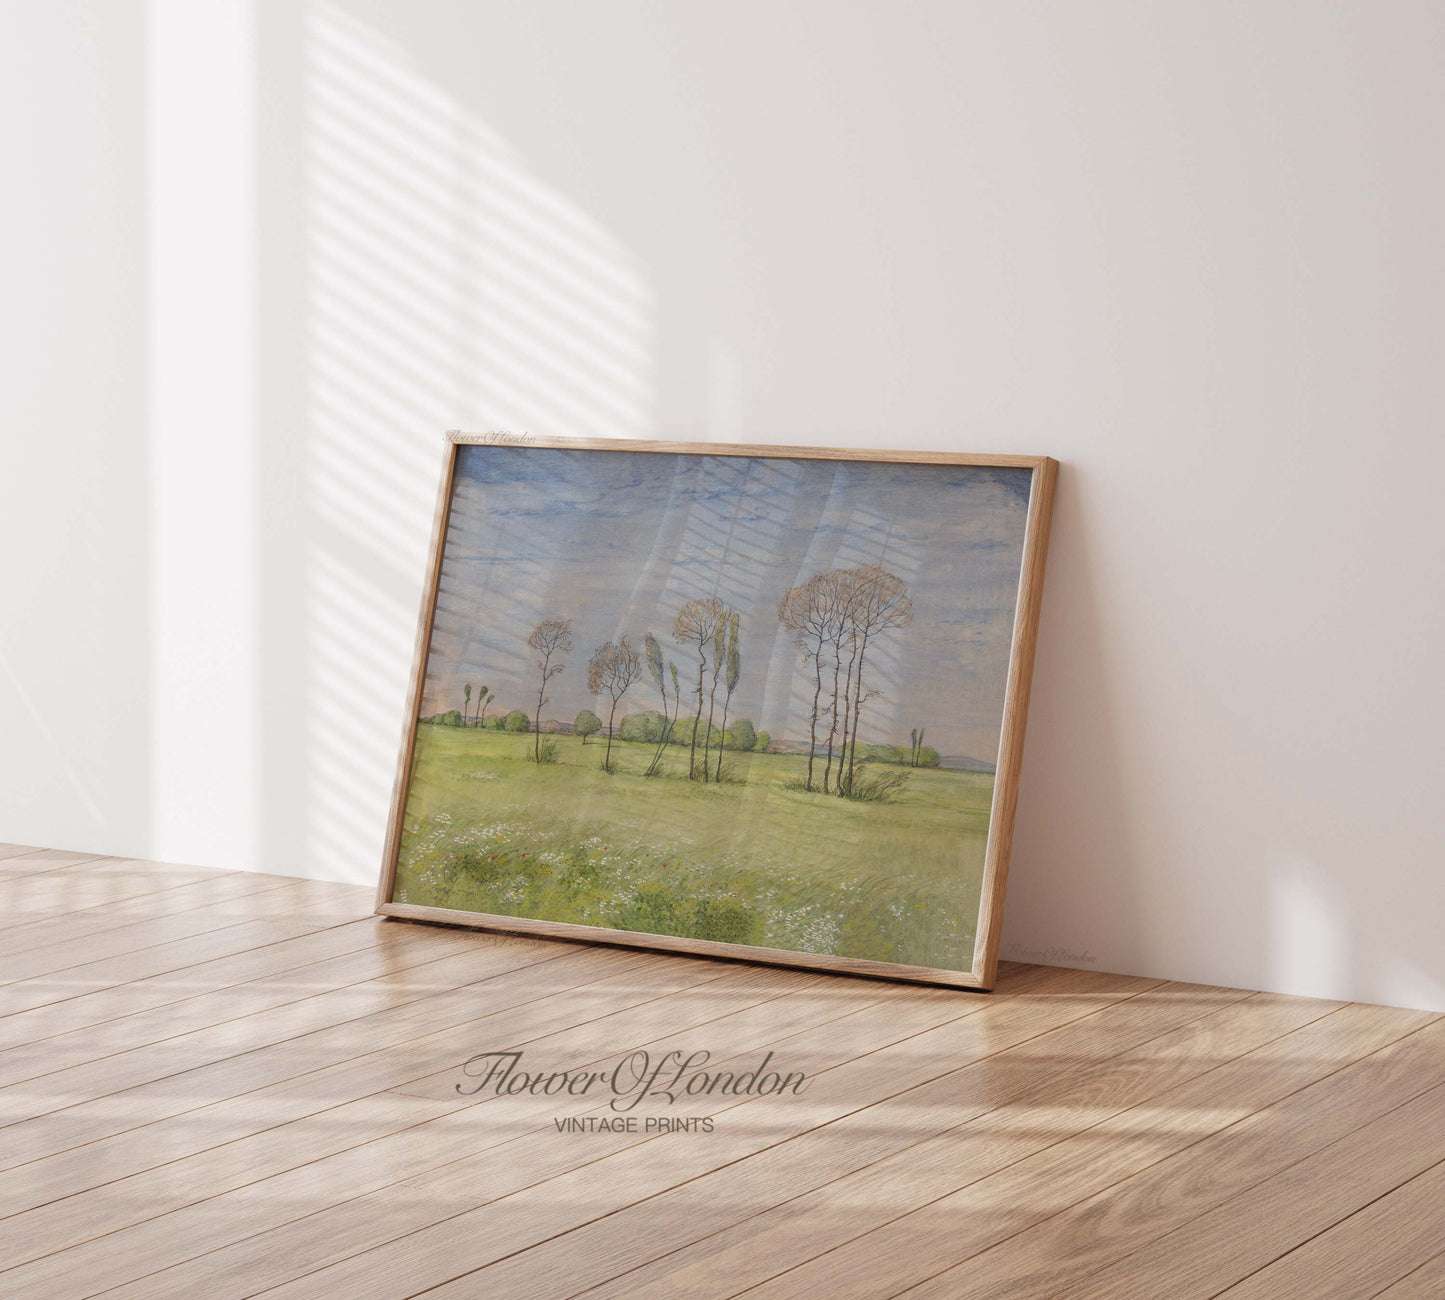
xmin=377 ymin=434 xmax=1056 ymax=990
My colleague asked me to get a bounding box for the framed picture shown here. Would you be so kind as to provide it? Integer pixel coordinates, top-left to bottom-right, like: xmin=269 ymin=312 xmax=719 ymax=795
xmin=377 ymin=434 xmax=1056 ymax=990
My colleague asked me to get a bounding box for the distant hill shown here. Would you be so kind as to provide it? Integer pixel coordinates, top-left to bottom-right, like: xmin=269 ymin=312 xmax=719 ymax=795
xmin=937 ymin=754 xmax=997 ymax=774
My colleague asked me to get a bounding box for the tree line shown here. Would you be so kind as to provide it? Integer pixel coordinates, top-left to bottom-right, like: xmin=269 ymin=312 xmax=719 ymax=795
xmin=427 ymin=564 xmax=918 ymax=792
xmin=425 ymin=704 xmax=769 ymax=756
xmin=427 ymin=599 xmax=754 ymax=779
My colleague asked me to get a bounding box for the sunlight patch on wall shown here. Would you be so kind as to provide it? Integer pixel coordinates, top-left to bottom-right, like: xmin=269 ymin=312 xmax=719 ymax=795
xmin=297 ymin=2 xmax=655 ymax=878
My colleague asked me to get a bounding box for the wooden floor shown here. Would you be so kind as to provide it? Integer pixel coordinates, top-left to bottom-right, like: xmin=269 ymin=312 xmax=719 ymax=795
xmin=0 ymin=849 xmax=1442 ymax=1300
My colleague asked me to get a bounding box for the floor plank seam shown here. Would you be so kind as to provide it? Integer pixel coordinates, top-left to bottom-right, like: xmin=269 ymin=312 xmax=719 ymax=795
xmin=0 ymin=943 xmax=591 ymax=1187
xmin=0 ymin=919 xmax=489 ymax=1088
xmin=872 ymin=1011 xmax=1445 ymax=1300
xmin=0 ymin=872 xmax=335 ymax=962
xmin=574 ymin=986 xmax=1298 ymax=1300
xmin=214 ymin=970 xmax=1159 ymax=1300
xmin=27 ymin=968 xmax=852 ymax=1297
xmin=0 ymin=906 xmax=378 ymax=1020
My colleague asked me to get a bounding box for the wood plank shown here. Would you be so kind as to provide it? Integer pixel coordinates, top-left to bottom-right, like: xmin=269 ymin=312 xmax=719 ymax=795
xmin=1375 ymin=1251 xmax=1445 ymax=1298
xmin=0 ymin=848 xmax=112 ymax=880
xmin=0 ymin=843 xmax=45 ymax=860
xmin=0 ymin=915 xmax=402 ymax=1050
xmin=2 ymin=857 xmax=1440 ymax=1300
xmin=576 ymin=988 xmax=1339 ymax=1300
xmin=55 ymin=964 xmax=1043 ymax=1300
xmin=0 ymin=933 xmax=591 ymax=1183
xmin=0 ymin=880 xmax=373 ymax=1017
xmin=203 ymin=969 xmax=1159 ymax=1300
xmin=1214 ymin=1159 xmax=1445 ymax=1299
xmin=0 ymin=875 xmax=371 ymax=984
xmin=739 ymin=1000 xmax=1435 ymax=1300
xmin=0 ymin=947 xmax=721 ymax=1273
xmin=1061 ymin=1087 xmax=1445 ymax=1298
xmin=446 ymin=978 xmax=1258 ymax=1300
xmin=0 ymin=930 xmax=567 ymax=1125
xmin=0 ymin=919 xmax=480 ymax=1091
xmin=0 ymin=858 xmax=235 ymax=932
xmin=0 ymin=868 xmax=328 ymax=960
xmin=8 ymin=961 xmax=831 ymax=1297
xmin=888 ymin=1010 xmax=1445 ymax=1300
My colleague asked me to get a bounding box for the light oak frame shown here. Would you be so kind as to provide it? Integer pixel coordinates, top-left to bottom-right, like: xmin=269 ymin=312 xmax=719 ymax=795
xmin=376 ymin=433 xmax=1057 ymax=990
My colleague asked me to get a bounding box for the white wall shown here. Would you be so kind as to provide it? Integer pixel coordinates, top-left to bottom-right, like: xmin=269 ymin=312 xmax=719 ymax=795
xmin=3 ymin=1 xmax=1443 ymax=1010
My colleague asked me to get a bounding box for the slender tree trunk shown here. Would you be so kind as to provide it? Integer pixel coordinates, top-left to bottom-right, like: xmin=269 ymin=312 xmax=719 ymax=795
xmin=690 ymin=648 xmax=706 ymax=779
xmin=646 ymin=686 xmax=671 ymax=775
xmin=715 ymin=691 xmax=733 ymax=782
xmin=822 ymin=638 xmax=844 ymax=794
xmin=650 ymin=679 xmax=685 ymax=776
xmin=807 ymin=647 xmax=825 ymax=791
xmin=836 ymin=636 xmax=860 ymax=797
xmin=846 ymin=632 xmax=872 ymax=793
xmin=534 ymin=656 xmax=549 ymax=761
xmin=702 ymin=667 xmax=720 ymax=785
xmin=605 ymin=699 xmax=618 ymax=768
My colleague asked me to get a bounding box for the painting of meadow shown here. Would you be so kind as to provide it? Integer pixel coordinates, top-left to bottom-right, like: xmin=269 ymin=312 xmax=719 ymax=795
xmin=385 ymin=440 xmax=1044 ymax=979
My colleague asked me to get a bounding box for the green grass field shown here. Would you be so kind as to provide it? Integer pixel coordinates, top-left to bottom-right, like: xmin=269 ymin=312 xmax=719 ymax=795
xmin=392 ymin=725 xmax=994 ymax=969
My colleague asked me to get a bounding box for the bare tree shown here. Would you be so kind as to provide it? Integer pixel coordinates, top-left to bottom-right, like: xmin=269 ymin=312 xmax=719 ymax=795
xmin=779 ymin=573 xmax=842 ymax=791
xmin=588 ymin=637 xmax=643 ymax=770
xmin=643 ymin=633 xmax=683 ymax=777
xmin=673 ymin=597 xmax=729 ymax=781
xmin=811 ymin=570 xmax=859 ymax=794
xmin=782 ymin=565 xmax=913 ymax=797
xmin=823 ymin=584 xmax=861 ymax=794
xmin=703 ymin=621 xmax=727 ymax=781
xmin=527 ymin=618 xmax=573 ymax=761
xmin=715 ymin=612 xmax=741 ymax=781
xmin=842 ymin=565 xmax=912 ymax=793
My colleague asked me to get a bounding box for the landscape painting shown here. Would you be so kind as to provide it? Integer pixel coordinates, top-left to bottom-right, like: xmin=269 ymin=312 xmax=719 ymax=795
xmin=379 ymin=436 xmax=1055 ymax=987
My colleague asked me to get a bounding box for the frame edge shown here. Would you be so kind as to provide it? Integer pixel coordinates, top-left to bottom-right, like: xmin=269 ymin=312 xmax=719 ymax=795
xmin=970 ymin=456 xmax=1059 ymax=987
xmin=377 ymin=900 xmax=990 ymax=989
xmin=374 ymin=435 xmax=460 ymax=914
xmin=449 ymin=432 xmax=1049 ymax=471
xmin=375 ymin=436 xmax=1057 ymax=990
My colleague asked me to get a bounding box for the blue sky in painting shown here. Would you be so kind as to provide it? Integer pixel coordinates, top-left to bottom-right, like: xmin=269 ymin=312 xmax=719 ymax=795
xmin=421 ymin=445 xmax=1031 ymax=763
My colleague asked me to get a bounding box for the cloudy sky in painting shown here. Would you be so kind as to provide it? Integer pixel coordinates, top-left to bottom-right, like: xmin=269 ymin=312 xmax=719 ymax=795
xmin=420 ymin=445 xmax=1031 ymax=764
